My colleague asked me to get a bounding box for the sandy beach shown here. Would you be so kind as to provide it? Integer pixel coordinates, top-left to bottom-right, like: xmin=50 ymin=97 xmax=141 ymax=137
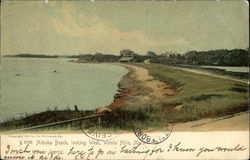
xmin=112 ymin=63 xmax=176 ymax=104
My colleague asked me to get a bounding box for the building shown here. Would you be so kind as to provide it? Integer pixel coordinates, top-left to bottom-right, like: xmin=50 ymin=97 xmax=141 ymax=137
xmin=119 ymin=56 xmax=134 ymax=63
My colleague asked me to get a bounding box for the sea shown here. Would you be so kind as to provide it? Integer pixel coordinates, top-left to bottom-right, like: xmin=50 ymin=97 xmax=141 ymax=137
xmin=0 ymin=57 xmax=128 ymax=122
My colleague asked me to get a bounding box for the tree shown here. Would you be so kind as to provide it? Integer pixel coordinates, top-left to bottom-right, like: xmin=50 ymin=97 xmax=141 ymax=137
xmin=120 ymin=49 xmax=134 ymax=57
xmin=95 ymin=52 xmax=102 ymax=56
xmin=147 ymin=51 xmax=157 ymax=57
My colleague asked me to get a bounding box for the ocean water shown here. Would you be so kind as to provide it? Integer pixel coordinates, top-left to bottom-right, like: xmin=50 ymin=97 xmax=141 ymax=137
xmin=0 ymin=58 xmax=128 ymax=122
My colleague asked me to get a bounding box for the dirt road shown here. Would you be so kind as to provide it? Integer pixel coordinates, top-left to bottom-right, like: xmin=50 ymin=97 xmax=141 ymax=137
xmin=173 ymin=111 xmax=249 ymax=131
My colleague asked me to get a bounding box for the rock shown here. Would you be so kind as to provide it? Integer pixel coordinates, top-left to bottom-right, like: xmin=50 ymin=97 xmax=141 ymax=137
xmin=117 ymin=89 xmax=124 ymax=92
xmin=96 ymin=107 xmax=112 ymax=114
xmin=174 ymin=104 xmax=184 ymax=111
xmin=114 ymin=93 xmax=125 ymax=99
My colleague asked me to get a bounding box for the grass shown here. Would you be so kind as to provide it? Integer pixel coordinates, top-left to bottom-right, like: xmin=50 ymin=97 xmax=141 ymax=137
xmin=103 ymin=63 xmax=249 ymax=130
xmin=0 ymin=109 xmax=95 ymax=132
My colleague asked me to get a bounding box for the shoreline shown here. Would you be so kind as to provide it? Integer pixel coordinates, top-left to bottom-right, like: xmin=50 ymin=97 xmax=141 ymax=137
xmin=1 ymin=62 xmax=248 ymax=132
xmin=106 ymin=63 xmax=177 ymax=111
xmin=107 ymin=64 xmax=135 ymax=110
xmin=0 ymin=62 xmax=177 ymax=132
xmin=107 ymin=63 xmax=249 ymax=132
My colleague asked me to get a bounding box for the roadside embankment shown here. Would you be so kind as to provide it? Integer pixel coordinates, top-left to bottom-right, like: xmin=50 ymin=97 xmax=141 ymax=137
xmin=105 ymin=63 xmax=249 ymax=131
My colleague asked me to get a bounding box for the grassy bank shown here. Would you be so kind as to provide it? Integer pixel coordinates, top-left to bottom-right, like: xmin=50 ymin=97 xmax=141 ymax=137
xmin=0 ymin=109 xmax=95 ymax=132
xmin=105 ymin=63 xmax=249 ymax=130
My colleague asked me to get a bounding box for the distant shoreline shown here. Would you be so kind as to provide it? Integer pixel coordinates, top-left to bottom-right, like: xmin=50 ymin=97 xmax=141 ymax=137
xmin=3 ymin=54 xmax=59 ymax=58
xmin=3 ymin=47 xmax=249 ymax=67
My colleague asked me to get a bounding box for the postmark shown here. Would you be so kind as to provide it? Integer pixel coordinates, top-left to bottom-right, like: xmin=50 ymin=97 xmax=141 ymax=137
xmin=132 ymin=123 xmax=173 ymax=145
xmin=81 ymin=127 xmax=116 ymax=141
xmin=80 ymin=119 xmax=118 ymax=141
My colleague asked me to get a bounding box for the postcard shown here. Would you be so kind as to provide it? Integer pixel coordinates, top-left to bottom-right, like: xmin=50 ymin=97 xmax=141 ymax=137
xmin=0 ymin=0 xmax=249 ymax=159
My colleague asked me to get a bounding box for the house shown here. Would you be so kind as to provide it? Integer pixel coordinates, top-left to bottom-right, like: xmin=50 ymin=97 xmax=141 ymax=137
xmin=119 ymin=49 xmax=136 ymax=62
xmin=120 ymin=49 xmax=134 ymax=57
xmin=119 ymin=56 xmax=134 ymax=63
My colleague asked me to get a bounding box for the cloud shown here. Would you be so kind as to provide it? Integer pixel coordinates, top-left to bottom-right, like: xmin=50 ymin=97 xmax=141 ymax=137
xmin=51 ymin=2 xmax=189 ymax=53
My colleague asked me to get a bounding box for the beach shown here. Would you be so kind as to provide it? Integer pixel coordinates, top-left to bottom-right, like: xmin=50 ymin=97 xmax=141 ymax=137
xmin=107 ymin=63 xmax=176 ymax=109
xmin=108 ymin=63 xmax=249 ymax=131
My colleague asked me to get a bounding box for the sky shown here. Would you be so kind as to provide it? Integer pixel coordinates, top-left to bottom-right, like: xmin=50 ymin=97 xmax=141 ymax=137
xmin=1 ymin=0 xmax=249 ymax=55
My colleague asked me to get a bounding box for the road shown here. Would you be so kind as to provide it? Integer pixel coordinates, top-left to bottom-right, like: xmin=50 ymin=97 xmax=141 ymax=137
xmin=171 ymin=66 xmax=248 ymax=84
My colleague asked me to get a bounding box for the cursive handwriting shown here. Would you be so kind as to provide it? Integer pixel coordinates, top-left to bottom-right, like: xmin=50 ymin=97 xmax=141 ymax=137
xmin=2 ymin=141 xmax=247 ymax=160
xmin=196 ymin=144 xmax=247 ymax=157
